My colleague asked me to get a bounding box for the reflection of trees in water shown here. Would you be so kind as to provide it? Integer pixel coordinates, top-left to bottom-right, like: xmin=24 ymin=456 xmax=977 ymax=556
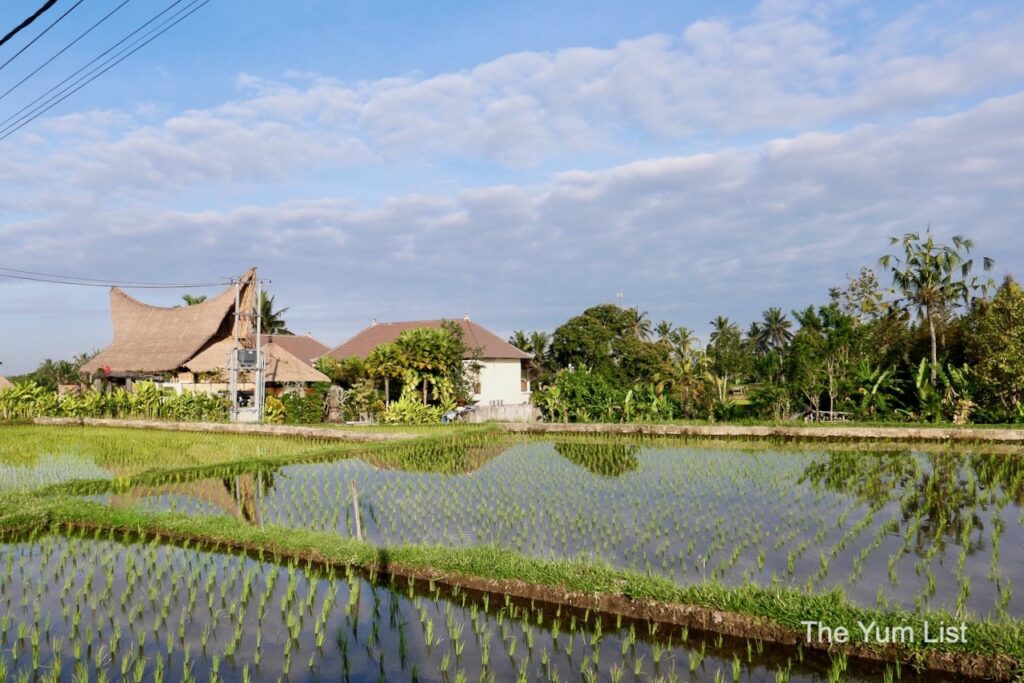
xmin=799 ymin=449 xmax=1021 ymax=554
xmin=800 ymin=451 xmax=922 ymax=509
xmin=553 ymin=442 xmax=640 ymax=477
xmin=360 ymin=440 xmax=509 ymax=475
xmin=110 ymin=468 xmax=279 ymax=525
xmin=969 ymin=453 xmax=1024 ymax=505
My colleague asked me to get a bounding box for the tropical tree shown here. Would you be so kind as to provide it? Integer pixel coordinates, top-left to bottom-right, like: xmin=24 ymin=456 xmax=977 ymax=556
xmin=259 ymin=291 xmax=292 ymax=335
xmin=181 ymin=294 xmax=207 ymax=306
xmin=626 ymin=307 xmax=652 ymax=340
xmin=830 ymin=267 xmax=886 ymax=323
xmin=655 ymin=320 xmax=674 ymax=343
xmin=391 ymin=325 xmax=468 ymax=407
xmin=508 ymin=330 xmax=530 ymax=353
xmin=709 ymin=316 xmax=738 ymax=346
xmin=365 ymin=343 xmax=403 ymax=406
xmin=528 ymin=331 xmax=550 ymax=367
xmin=758 ymin=307 xmax=793 ymax=352
xmin=706 ymin=316 xmax=747 ymax=405
xmin=668 ymin=326 xmax=697 ymax=364
xmin=548 ymin=304 xmax=632 ymax=380
xmin=965 ymin=276 xmax=1024 ymax=417
xmin=880 ymin=229 xmax=993 ymax=385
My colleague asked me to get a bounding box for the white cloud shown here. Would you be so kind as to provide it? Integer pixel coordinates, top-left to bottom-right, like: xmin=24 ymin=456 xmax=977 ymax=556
xmin=3 ymin=92 xmax=1021 ymax=365
xmin=2 ymin=2 xmax=1024 ymax=371
xmin=2 ymin=0 xmax=1023 ymax=198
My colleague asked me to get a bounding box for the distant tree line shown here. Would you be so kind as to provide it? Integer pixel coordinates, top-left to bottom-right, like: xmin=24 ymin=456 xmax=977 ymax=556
xmin=517 ymin=230 xmax=1022 ymax=424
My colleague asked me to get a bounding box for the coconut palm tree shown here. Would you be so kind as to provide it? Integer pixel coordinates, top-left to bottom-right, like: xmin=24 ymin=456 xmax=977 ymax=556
xmin=709 ymin=316 xmax=738 ymax=345
xmin=757 ymin=307 xmax=793 ymax=352
xmin=627 ymin=307 xmax=652 ymax=340
xmin=181 ymin=294 xmax=207 ymax=306
xmin=528 ymin=331 xmax=550 ymax=364
xmin=880 ymin=229 xmax=993 ymax=385
xmin=508 ymin=330 xmax=530 ymax=352
xmin=655 ymin=320 xmax=674 ymax=343
xmin=669 ymin=326 xmax=697 ymax=363
xmin=259 ymin=292 xmax=292 ymax=335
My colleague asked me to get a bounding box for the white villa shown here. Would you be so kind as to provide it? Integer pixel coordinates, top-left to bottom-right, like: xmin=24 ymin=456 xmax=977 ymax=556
xmin=324 ymin=316 xmax=533 ymax=407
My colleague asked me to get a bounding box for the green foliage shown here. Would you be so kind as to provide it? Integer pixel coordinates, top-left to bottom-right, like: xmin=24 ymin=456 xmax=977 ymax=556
xmin=263 ymin=396 xmax=286 ymax=424
xmin=315 ymin=356 xmax=366 ymax=387
xmin=340 ymin=380 xmax=384 ymax=422
xmin=548 ymin=304 xmax=671 ymax=385
xmin=380 ymin=397 xmax=443 ymax=424
xmin=259 ymin=291 xmax=292 ymax=335
xmin=279 ymin=385 xmax=327 ymax=424
xmin=532 ymin=369 xmax=622 ymax=422
xmin=852 ymin=362 xmax=902 ymax=419
xmin=10 ymin=353 xmax=95 ymax=391
xmin=905 ymin=359 xmax=974 ymax=423
xmin=0 ymin=381 xmax=229 ymax=421
xmin=965 ymin=276 xmax=1024 ymax=419
xmin=532 ymin=370 xmax=673 ymax=423
xmin=880 ymin=229 xmax=994 ymax=386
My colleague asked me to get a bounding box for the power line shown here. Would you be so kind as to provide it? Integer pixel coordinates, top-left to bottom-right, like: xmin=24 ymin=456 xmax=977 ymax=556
xmin=0 ymin=0 xmax=59 ymax=49
xmin=0 ymin=268 xmax=224 ymax=289
xmin=0 ymin=266 xmax=227 ymax=286
xmin=0 ymin=0 xmax=209 ymax=140
xmin=0 ymin=0 xmax=84 ymax=74
xmin=0 ymin=0 xmax=134 ymax=104
xmin=0 ymin=0 xmax=193 ymax=134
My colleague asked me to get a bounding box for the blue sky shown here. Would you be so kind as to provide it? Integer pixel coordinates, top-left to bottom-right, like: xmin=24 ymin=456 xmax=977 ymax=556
xmin=2 ymin=0 xmax=1024 ymax=373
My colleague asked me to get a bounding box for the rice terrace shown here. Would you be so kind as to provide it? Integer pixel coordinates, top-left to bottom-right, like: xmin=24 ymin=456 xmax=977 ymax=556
xmin=1 ymin=423 xmax=1023 ymax=682
xmin=3 ymin=1 xmax=1024 ymax=681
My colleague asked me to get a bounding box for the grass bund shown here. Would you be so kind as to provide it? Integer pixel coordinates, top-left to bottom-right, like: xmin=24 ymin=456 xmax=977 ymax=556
xmin=2 ymin=423 xmax=1024 ymax=680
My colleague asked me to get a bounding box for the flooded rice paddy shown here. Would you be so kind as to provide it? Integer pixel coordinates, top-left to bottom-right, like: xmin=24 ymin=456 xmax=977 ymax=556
xmin=96 ymin=440 xmax=1024 ymax=621
xmin=0 ymin=532 xmax=943 ymax=682
xmin=4 ymin=428 xmax=1024 ymax=680
xmin=0 ymin=426 xmax=326 ymax=493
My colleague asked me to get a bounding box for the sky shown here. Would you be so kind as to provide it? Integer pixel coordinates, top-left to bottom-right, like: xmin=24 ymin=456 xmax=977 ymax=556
xmin=1 ymin=0 xmax=1023 ymax=373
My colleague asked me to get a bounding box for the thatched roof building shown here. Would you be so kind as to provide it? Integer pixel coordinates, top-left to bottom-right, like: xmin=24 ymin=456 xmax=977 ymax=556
xmin=81 ymin=269 xmax=328 ymax=384
xmin=83 ymin=269 xmax=257 ymax=376
xmin=0 ymin=375 xmax=12 ymax=391
xmin=186 ymin=336 xmax=329 ymax=384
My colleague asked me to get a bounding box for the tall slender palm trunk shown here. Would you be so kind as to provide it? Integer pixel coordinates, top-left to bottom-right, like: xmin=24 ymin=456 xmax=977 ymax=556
xmin=928 ymin=307 xmax=938 ymax=386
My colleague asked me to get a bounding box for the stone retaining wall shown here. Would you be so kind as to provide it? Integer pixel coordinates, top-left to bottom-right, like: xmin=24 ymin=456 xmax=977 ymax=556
xmin=502 ymin=421 xmax=1024 ymax=443
xmin=32 ymin=417 xmax=417 ymax=442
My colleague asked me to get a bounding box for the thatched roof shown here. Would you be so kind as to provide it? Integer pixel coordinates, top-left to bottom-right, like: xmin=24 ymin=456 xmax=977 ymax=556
xmin=82 ymin=269 xmax=257 ymax=375
xmin=0 ymin=375 xmax=12 ymax=391
xmin=326 ymin=318 xmax=531 ymax=361
xmin=186 ymin=336 xmax=330 ymax=384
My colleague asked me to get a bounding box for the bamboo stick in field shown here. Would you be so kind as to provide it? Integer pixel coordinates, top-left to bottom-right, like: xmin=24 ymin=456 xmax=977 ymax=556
xmin=350 ymin=480 xmax=363 ymax=541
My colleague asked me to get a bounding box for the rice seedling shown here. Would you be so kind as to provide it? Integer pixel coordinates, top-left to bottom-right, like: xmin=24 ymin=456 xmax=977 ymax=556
xmin=101 ymin=439 xmax=1018 ymax=620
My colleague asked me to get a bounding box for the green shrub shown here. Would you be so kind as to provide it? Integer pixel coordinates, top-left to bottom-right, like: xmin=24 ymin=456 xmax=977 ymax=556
xmin=279 ymin=387 xmax=326 ymax=424
xmin=0 ymin=381 xmax=229 ymax=422
xmin=263 ymin=396 xmax=286 ymax=424
xmin=380 ymin=398 xmax=443 ymax=424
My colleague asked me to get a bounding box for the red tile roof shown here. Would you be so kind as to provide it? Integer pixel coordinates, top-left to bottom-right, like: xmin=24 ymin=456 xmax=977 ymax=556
xmin=325 ymin=319 xmax=531 ymax=361
xmin=258 ymin=334 xmax=330 ymax=366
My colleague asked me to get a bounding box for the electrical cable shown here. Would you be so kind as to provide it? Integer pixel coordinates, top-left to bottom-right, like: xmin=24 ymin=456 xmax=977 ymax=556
xmin=0 ymin=0 xmax=208 ymax=140
xmin=0 ymin=269 xmax=224 ymax=288
xmin=0 ymin=0 xmax=59 ymax=50
xmin=0 ymin=0 xmax=85 ymax=74
xmin=0 ymin=0 xmax=134 ymax=103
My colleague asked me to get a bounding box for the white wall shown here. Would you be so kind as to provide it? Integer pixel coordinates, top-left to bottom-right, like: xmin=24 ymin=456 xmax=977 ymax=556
xmin=470 ymin=359 xmax=530 ymax=406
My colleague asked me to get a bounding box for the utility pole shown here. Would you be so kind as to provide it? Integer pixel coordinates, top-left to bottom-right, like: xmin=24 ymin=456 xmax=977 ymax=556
xmin=229 ymin=278 xmax=240 ymax=422
xmin=228 ymin=269 xmax=266 ymax=423
xmin=254 ymin=277 xmax=265 ymax=422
